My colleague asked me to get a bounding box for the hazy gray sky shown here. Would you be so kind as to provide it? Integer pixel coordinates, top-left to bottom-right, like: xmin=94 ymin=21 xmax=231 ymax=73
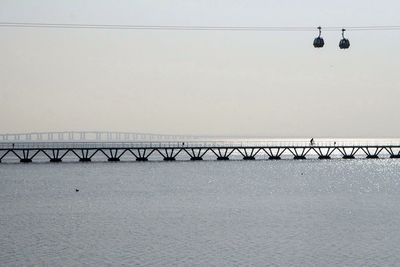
xmin=1 ymin=0 xmax=399 ymax=137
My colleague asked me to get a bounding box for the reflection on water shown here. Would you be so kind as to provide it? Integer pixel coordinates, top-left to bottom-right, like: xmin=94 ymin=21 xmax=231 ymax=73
xmin=1 ymin=159 xmax=400 ymax=266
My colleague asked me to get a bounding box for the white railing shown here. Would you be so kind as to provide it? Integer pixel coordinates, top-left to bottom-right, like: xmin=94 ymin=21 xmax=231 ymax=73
xmin=0 ymin=131 xmax=206 ymax=142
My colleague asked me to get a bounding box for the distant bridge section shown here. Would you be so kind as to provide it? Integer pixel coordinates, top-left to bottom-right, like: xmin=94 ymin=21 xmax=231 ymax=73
xmin=0 ymin=131 xmax=206 ymax=142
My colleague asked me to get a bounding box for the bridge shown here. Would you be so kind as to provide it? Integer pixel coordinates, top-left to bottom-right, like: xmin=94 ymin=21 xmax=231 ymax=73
xmin=0 ymin=131 xmax=208 ymax=142
xmin=1 ymin=140 xmax=400 ymax=163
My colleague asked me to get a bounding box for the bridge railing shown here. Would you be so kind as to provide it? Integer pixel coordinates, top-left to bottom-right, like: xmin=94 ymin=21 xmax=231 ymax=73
xmin=0 ymin=131 xmax=207 ymax=142
xmin=1 ymin=140 xmax=400 ymax=149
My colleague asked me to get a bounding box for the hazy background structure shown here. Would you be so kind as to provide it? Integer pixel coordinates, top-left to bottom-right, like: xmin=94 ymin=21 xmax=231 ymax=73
xmin=0 ymin=0 xmax=399 ymax=137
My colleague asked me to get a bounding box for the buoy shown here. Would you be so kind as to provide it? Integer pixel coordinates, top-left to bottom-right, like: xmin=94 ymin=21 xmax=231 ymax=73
xmin=313 ymin=26 xmax=325 ymax=48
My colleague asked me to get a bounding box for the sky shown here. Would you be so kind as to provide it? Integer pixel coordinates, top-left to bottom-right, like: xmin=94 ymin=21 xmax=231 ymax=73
xmin=0 ymin=0 xmax=399 ymax=137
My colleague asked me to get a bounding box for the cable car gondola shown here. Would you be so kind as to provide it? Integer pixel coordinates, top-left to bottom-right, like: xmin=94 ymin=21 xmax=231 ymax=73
xmin=313 ymin=26 xmax=324 ymax=48
xmin=339 ymin=29 xmax=350 ymax=49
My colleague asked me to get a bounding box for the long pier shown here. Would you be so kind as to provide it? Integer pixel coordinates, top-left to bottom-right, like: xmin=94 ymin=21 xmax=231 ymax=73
xmin=1 ymin=141 xmax=400 ymax=163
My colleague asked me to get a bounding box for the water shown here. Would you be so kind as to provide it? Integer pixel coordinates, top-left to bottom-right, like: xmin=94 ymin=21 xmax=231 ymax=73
xmin=1 ymin=159 xmax=400 ymax=266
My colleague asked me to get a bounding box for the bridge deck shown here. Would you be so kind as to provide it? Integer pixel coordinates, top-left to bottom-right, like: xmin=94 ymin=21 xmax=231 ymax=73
xmin=1 ymin=141 xmax=400 ymax=163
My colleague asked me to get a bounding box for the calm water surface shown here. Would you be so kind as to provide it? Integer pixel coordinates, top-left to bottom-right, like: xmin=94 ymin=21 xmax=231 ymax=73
xmin=1 ymin=159 xmax=400 ymax=266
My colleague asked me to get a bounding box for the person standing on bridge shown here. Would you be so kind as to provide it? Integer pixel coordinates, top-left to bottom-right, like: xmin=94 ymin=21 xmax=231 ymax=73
xmin=310 ymin=138 xmax=314 ymax=146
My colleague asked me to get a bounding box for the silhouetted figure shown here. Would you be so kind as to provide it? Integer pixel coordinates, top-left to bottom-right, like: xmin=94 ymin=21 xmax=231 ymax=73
xmin=75 ymin=189 xmax=79 ymax=192
xmin=12 ymin=143 xmax=15 ymax=149
xmin=310 ymin=138 xmax=314 ymax=146
xmin=182 ymin=142 xmax=185 ymax=146
xmin=313 ymin=26 xmax=324 ymax=48
xmin=334 ymin=141 xmax=337 ymax=146
xmin=339 ymin=29 xmax=350 ymax=49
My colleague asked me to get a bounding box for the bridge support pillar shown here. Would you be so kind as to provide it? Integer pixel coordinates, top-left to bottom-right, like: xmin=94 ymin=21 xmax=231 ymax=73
xmin=288 ymin=147 xmax=311 ymax=160
xmin=99 ymin=149 xmax=125 ymax=162
xmin=264 ymin=148 xmax=285 ymax=160
xmin=269 ymin=156 xmax=281 ymax=160
xmin=184 ymin=148 xmax=207 ymax=161
xmin=337 ymin=147 xmax=359 ymax=159
xmin=314 ymin=147 xmax=335 ymax=160
xmin=210 ymin=148 xmax=235 ymax=161
xmin=41 ymin=149 xmax=69 ymax=163
xmin=237 ymin=148 xmax=260 ymax=161
xmin=385 ymin=147 xmax=400 ymax=159
xmin=129 ymin=149 xmax=154 ymax=162
xmin=361 ymin=147 xmax=382 ymax=159
xmin=13 ymin=149 xmax=40 ymax=163
xmin=157 ymin=149 xmax=181 ymax=162
xmin=72 ymin=149 xmax=97 ymax=163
